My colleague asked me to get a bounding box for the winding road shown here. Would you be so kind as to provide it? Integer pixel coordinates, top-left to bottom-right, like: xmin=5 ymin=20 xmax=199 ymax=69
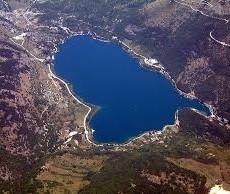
xmin=47 ymin=64 xmax=98 ymax=146
xmin=175 ymin=0 xmax=230 ymax=47
xmin=4 ymin=0 xmax=229 ymax=147
xmin=6 ymin=0 xmax=97 ymax=146
xmin=210 ymin=30 xmax=230 ymax=47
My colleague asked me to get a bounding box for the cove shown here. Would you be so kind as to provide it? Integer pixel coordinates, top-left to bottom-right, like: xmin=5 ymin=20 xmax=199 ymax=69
xmin=54 ymin=36 xmax=210 ymax=144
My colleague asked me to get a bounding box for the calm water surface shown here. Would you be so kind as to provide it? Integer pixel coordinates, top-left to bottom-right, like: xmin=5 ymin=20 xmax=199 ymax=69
xmin=54 ymin=36 xmax=210 ymax=143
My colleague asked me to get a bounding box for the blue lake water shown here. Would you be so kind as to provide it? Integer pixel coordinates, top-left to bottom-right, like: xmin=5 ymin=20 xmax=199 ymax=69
xmin=54 ymin=36 xmax=210 ymax=144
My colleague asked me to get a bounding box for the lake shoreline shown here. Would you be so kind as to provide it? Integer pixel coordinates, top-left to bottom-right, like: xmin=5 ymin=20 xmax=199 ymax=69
xmin=50 ymin=31 xmax=214 ymax=147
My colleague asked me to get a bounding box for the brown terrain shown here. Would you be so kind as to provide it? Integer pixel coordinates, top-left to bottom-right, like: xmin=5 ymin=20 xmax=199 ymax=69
xmin=0 ymin=0 xmax=230 ymax=193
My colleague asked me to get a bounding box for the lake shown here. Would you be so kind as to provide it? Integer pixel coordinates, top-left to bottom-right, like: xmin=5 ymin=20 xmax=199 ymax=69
xmin=54 ymin=36 xmax=210 ymax=144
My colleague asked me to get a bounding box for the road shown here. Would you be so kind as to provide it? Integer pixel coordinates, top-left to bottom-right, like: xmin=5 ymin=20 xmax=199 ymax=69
xmin=7 ymin=0 xmax=98 ymax=146
xmin=175 ymin=0 xmax=230 ymax=47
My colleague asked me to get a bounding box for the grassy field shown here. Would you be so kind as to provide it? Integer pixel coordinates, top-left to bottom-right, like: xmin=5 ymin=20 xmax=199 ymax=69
xmin=36 ymin=153 xmax=109 ymax=193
